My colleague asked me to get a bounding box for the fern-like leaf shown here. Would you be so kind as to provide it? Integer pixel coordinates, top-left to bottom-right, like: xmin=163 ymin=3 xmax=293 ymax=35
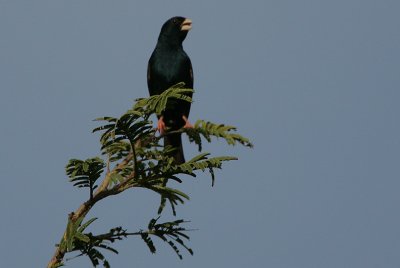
xmin=140 ymin=217 xmax=193 ymax=259
xmin=66 ymin=158 xmax=105 ymax=199
xmin=185 ymin=120 xmax=254 ymax=151
xmin=133 ymin=83 xmax=193 ymax=116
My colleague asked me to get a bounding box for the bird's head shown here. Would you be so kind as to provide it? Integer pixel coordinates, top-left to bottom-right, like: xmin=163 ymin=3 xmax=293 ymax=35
xmin=158 ymin=16 xmax=192 ymax=46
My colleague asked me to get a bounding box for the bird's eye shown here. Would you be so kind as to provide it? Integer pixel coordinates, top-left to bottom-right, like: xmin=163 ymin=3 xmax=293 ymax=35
xmin=172 ymin=18 xmax=178 ymax=24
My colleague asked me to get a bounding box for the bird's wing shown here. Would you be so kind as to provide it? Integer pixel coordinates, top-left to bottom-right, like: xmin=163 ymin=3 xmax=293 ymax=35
xmin=147 ymin=61 xmax=154 ymax=95
xmin=147 ymin=57 xmax=162 ymax=96
xmin=147 ymin=62 xmax=151 ymax=84
xmin=189 ymin=61 xmax=193 ymax=85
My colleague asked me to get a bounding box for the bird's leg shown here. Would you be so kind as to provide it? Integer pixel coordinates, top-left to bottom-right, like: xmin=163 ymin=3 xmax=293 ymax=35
xmin=157 ymin=116 xmax=166 ymax=134
xmin=182 ymin=115 xmax=193 ymax=129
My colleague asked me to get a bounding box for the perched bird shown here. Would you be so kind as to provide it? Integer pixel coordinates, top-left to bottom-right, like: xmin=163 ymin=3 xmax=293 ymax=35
xmin=147 ymin=16 xmax=194 ymax=164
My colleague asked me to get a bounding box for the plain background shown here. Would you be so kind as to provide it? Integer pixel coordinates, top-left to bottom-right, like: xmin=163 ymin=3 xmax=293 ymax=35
xmin=1 ymin=1 xmax=400 ymax=267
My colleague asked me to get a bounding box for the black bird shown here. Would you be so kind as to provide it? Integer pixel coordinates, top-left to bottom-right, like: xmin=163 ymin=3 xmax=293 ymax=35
xmin=147 ymin=16 xmax=194 ymax=164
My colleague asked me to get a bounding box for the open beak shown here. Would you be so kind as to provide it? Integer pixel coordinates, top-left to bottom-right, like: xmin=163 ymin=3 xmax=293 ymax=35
xmin=181 ymin=18 xmax=192 ymax=31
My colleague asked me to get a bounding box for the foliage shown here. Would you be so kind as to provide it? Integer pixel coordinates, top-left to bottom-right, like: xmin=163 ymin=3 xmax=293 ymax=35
xmin=185 ymin=120 xmax=254 ymax=151
xmin=48 ymin=83 xmax=252 ymax=268
xmin=66 ymin=158 xmax=105 ymax=199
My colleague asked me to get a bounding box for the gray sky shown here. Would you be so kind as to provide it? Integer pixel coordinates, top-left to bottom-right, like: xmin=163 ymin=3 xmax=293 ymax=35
xmin=1 ymin=1 xmax=400 ymax=267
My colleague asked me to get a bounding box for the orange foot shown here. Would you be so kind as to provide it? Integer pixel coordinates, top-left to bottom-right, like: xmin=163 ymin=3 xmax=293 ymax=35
xmin=182 ymin=115 xmax=193 ymax=129
xmin=157 ymin=116 xmax=166 ymax=134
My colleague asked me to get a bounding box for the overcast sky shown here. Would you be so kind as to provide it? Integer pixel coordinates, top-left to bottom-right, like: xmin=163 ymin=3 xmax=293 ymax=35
xmin=1 ymin=1 xmax=400 ymax=267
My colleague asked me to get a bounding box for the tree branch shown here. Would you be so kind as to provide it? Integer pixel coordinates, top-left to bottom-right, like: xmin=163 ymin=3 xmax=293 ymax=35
xmin=47 ymin=86 xmax=252 ymax=267
xmin=47 ymin=153 xmax=135 ymax=268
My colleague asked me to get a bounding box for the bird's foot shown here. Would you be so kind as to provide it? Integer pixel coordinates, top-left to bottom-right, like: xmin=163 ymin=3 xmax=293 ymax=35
xmin=182 ymin=115 xmax=193 ymax=129
xmin=157 ymin=116 xmax=166 ymax=134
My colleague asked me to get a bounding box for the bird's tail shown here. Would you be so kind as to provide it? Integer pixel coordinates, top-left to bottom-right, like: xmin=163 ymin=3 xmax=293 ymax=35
xmin=164 ymin=133 xmax=185 ymax=164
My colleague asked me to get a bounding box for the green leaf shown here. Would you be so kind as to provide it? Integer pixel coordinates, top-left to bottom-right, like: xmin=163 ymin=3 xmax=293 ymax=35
xmin=109 ymin=172 xmax=125 ymax=187
xmin=78 ymin=217 xmax=98 ymax=233
xmin=141 ymin=233 xmax=156 ymax=254
xmin=185 ymin=120 xmax=254 ymax=150
xmin=66 ymin=157 xmax=105 ymax=199
xmin=75 ymin=232 xmax=90 ymax=243
xmin=133 ymin=83 xmax=194 ymax=116
xmin=141 ymin=217 xmax=194 ymax=259
xmin=57 ymin=85 xmax=254 ymax=267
